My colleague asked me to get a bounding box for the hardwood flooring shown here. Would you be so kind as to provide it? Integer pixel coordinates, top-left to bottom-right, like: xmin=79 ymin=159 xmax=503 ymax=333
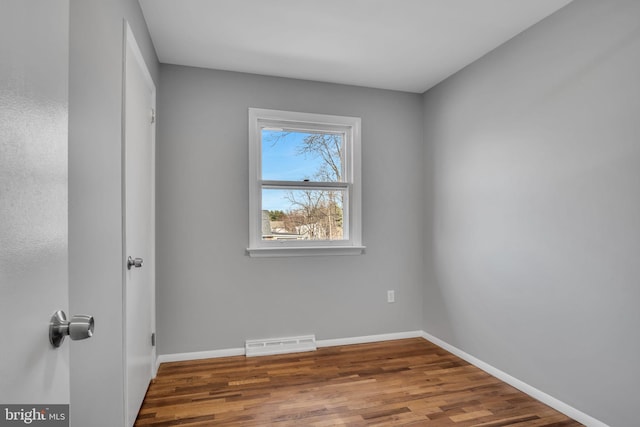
xmin=135 ymin=338 xmax=582 ymax=426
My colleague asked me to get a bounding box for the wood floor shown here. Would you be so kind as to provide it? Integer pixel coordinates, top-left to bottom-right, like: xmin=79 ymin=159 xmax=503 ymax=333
xmin=135 ymin=338 xmax=582 ymax=426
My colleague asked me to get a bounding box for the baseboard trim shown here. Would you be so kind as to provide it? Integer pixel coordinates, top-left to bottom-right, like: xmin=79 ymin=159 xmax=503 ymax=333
xmin=316 ymin=330 xmax=424 ymax=348
xmin=156 ymin=347 xmax=245 ymax=365
xmin=155 ymin=331 xmax=423 ymax=365
xmin=420 ymin=331 xmax=608 ymax=427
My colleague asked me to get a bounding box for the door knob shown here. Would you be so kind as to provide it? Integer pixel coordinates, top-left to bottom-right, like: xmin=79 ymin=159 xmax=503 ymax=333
xmin=127 ymin=256 xmax=143 ymax=270
xmin=49 ymin=310 xmax=94 ymax=348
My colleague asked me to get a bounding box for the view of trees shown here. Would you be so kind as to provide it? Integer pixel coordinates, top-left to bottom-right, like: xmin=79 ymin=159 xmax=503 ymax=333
xmin=264 ymin=132 xmax=345 ymax=240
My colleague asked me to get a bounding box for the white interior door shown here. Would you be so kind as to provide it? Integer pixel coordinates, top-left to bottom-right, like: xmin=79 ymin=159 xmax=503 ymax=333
xmin=123 ymin=23 xmax=156 ymax=427
xmin=0 ymin=0 xmax=70 ymax=407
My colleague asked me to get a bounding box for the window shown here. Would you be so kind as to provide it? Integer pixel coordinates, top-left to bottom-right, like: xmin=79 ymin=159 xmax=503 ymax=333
xmin=248 ymin=108 xmax=363 ymax=257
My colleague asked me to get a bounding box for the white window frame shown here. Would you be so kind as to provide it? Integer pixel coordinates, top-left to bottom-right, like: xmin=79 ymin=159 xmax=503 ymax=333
xmin=247 ymin=108 xmax=364 ymax=257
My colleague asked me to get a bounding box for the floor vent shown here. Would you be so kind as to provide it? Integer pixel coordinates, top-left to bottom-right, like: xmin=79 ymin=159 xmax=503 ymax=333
xmin=245 ymin=335 xmax=316 ymax=357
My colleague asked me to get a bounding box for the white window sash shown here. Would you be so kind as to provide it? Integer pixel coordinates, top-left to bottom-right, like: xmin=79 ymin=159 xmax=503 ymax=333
xmin=248 ymin=108 xmax=363 ymax=257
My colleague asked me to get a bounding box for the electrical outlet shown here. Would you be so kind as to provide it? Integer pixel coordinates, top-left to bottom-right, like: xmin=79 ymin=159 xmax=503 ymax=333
xmin=387 ymin=290 xmax=395 ymax=303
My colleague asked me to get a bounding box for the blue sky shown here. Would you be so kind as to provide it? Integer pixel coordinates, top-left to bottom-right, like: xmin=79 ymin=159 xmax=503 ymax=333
xmin=261 ymin=130 xmax=324 ymax=181
xmin=261 ymin=130 xmax=323 ymax=211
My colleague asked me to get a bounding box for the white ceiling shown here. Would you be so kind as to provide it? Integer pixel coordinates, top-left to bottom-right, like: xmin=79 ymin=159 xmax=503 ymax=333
xmin=139 ymin=0 xmax=573 ymax=93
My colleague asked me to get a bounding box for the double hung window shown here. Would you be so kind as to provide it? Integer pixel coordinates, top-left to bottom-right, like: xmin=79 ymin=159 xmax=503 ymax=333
xmin=248 ymin=108 xmax=363 ymax=257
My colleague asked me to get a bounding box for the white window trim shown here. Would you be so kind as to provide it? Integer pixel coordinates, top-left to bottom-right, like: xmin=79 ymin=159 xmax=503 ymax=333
xmin=247 ymin=108 xmax=364 ymax=257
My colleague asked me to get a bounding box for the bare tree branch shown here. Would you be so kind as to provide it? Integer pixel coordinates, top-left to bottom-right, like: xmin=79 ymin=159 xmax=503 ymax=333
xmin=264 ymin=130 xmax=345 ymax=240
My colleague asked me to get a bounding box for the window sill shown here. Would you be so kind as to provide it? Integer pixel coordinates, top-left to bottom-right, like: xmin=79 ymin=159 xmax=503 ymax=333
xmin=247 ymin=246 xmax=366 ymax=258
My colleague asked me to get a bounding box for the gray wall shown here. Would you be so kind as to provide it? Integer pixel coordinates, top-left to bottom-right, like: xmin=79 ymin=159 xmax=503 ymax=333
xmin=422 ymin=1 xmax=640 ymax=426
xmin=68 ymin=0 xmax=158 ymax=425
xmin=156 ymin=66 xmax=425 ymax=355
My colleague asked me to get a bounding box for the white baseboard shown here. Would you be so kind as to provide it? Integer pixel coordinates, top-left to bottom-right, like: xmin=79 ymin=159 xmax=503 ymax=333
xmin=155 ymin=331 xmax=423 ymax=365
xmin=155 ymin=330 xmax=608 ymax=427
xmin=420 ymin=331 xmax=608 ymax=427
xmin=156 ymin=347 xmax=244 ymax=365
xmin=156 ymin=331 xmax=424 ymax=364
xmin=316 ymin=330 xmax=424 ymax=348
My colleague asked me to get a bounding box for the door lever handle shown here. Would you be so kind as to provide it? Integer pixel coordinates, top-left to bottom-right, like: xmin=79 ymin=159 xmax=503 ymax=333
xmin=127 ymin=256 xmax=143 ymax=270
xmin=49 ymin=310 xmax=94 ymax=348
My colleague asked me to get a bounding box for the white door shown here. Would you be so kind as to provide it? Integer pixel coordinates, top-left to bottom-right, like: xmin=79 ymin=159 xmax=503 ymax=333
xmin=0 ymin=0 xmax=70 ymax=409
xmin=123 ymin=23 xmax=156 ymax=427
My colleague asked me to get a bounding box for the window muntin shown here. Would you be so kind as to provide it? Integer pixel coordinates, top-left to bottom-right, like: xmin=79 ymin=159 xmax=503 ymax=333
xmin=248 ymin=108 xmax=362 ymax=256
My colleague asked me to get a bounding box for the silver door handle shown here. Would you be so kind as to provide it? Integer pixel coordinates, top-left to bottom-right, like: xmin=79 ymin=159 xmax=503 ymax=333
xmin=49 ymin=310 xmax=94 ymax=348
xmin=127 ymin=256 xmax=143 ymax=270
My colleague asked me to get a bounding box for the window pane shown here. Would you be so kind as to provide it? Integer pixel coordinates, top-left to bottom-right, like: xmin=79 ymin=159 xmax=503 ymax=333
xmin=262 ymin=188 xmax=345 ymax=241
xmin=262 ymin=129 xmax=344 ymax=182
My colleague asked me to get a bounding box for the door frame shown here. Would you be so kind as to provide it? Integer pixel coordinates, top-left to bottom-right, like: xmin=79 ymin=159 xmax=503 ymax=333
xmin=121 ymin=20 xmax=157 ymax=425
